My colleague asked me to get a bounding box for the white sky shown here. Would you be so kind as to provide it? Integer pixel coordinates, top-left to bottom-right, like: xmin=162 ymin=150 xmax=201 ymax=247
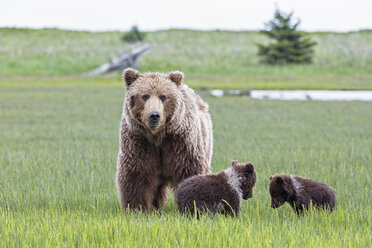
xmin=1 ymin=0 xmax=372 ymax=32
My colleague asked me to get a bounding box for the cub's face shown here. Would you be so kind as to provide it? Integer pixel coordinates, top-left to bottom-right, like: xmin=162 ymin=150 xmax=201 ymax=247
xmin=269 ymin=175 xmax=287 ymax=208
xmin=232 ymin=161 xmax=257 ymax=200
xmin=123 ymin=69 xmax=183 ymax=133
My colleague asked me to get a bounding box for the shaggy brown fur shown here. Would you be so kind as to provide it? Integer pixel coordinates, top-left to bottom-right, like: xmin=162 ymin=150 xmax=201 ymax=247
xmin=269 ymin=174 xmax=336 ymax=214
xmin=176 ymin=161 xmax=256 ymax=217
xmin=116 ymin=69 xmax=213 ymax=212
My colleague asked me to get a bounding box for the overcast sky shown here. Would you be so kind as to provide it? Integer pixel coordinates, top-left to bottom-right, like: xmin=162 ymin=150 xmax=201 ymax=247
xmin=1 ymin=0 xmax=372 ymax=32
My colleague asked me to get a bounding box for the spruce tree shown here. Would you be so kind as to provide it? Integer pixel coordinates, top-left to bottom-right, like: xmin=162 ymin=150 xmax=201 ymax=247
xmin=258 ymin=8 xmax=316 ymax=65
xmin=122 ymin=25 xmax=145 ymax=43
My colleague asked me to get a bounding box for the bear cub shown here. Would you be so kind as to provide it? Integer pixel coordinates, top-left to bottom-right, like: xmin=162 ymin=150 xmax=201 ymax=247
xmin=176 ymin=160 xmax=256 ymax=217
xmin=269 ymin=174 xmax=336 ymax=214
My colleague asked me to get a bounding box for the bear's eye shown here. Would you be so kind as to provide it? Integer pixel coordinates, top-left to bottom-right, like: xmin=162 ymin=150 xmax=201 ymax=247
xmin=142 ymin=95 xmax=149 ymax=101
xmin=159 ymin=95 xmax=166 ymax=101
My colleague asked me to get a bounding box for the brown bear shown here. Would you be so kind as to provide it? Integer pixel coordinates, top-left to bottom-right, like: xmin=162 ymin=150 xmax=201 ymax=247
xmin=269 ymin=174 xmax=336 ymax=214
xmin=176 ymin=161 xmax=256 ymax=217
xmin=116 ymin=68 xmax=213 ymax=212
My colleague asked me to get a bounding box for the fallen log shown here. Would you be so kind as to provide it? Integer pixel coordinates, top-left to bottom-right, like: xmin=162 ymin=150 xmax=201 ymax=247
xmin=87 ymin=44 xmax=150 ymax=75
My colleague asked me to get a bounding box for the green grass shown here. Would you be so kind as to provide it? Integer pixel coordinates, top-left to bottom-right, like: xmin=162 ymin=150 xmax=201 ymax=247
xmin=1 ymin=28 xmax=372 ymax=90
xmin=1 ymin=74 xmax=372 ymax=90
xmin=0 ymin=81 xmax=371 ymax=247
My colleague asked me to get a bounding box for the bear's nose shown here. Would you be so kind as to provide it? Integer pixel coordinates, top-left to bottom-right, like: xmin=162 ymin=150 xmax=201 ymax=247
xmin=148 ymin=111 xmax=160 ymax=122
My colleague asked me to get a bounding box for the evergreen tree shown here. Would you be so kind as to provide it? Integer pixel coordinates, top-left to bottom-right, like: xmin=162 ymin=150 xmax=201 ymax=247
xmin=258 ymin=8 xmax=316 ymax=65
xmin=122 ymin=25 xmax=145 ymax=43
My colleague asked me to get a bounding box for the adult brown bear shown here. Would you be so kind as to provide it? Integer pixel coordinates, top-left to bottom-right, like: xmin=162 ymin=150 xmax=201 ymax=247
xmin=116 ymin=69 xmax=213 ymax=212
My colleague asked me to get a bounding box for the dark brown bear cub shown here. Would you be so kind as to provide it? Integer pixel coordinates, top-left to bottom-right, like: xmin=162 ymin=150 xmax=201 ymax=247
xmin=269 ymin=174 xmax=336 ymax=214
xmin=176 ymin=160 xmax=256 ymax=217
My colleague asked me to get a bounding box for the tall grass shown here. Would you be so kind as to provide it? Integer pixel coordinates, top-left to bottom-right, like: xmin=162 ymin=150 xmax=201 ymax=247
xmin=1 ymin=28 xmax=372 ymax=78
xmin=0 ymin=82 xmax=371 ymax=247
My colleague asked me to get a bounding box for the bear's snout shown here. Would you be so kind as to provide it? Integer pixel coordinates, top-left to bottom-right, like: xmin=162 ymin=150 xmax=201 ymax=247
xmin=271 ymin=200 xmax=282 ymax=208
xmin=147 ymin=111 xmax=161 ymax=128
xmin=243 ymin=191 xmax=253 ymax=200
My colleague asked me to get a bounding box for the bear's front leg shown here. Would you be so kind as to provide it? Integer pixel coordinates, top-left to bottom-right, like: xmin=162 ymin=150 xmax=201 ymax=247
xmin=116 ymin=166 xmax=155 ymax=212
xmin=221 ymin=200 xmax=240 ymax=217
xmin=116 ymin=141 xmax=160 ymax=212
xmin=152 ymin=182 xmax=170 ymax=210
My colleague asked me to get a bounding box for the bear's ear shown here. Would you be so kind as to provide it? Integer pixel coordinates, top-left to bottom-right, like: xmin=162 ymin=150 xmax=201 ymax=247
xmin=168 ymin=71 xmax=184 ymax=86
xmin=270 ymin=176 xmax=273 ymax=180
xmin=231 ymin=160 xmax=238 ymax=166
xmin=123 ymin=68 xmax=141 ymax=87
xmin=245 ymin=163 xmax=254 ymax=174
xmin=276 ymin=176 xmax=283 ymax=184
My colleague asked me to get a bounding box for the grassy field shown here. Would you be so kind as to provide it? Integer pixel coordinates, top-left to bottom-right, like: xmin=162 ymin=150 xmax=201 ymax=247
xmin=1 ymin=28 xmax=372 ymax=90
xmin=0 ymin=81 xmax=371 ymax=247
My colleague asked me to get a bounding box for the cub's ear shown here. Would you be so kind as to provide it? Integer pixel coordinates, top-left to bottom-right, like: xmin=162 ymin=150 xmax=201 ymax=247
xmin=168 ymin=71 xmax=184 ymax=86
xmin=270 ymin=176 xmax=273 ymax=180
xmin=276 ymin=176 xmax=284 ymax=184
xmin=231 ymin=160 xmax=238 ymax=166
xmin=245 ymin=163 xmax=254 ymax=174
xmin=123 ymin=68 xmax=141 ymax=87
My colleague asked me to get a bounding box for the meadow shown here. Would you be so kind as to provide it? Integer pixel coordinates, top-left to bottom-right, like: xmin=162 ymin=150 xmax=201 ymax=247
xmin=1 ymin=28 xmax=372 ymax=90
xmin=0 ymin=27 xmax=371 ymax=246
xmin=0 ymin=81 xmax=371 ymax=247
